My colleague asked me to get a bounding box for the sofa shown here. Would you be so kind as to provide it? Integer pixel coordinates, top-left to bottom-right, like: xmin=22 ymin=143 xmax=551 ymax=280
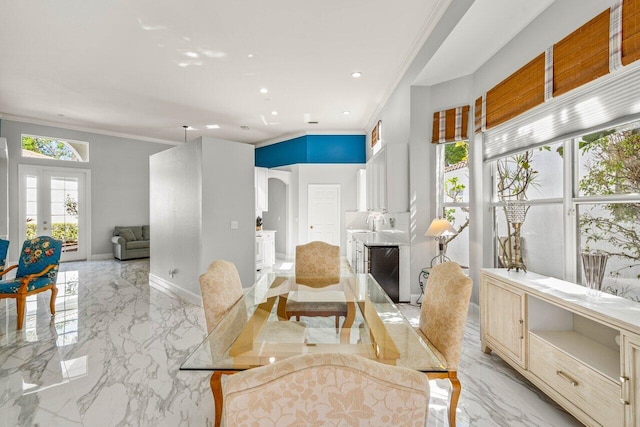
xmin=111 ymin=226 xmax=150 ymax=260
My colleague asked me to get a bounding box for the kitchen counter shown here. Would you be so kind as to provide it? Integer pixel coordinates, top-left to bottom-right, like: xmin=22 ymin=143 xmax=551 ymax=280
xmin=350 ymin=231 xmax=410 ymax=246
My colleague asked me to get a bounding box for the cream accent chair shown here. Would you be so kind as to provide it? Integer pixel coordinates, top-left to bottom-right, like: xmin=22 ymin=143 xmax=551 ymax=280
xmin=222 ymin=353 xmax=430 ymax=426
xmin=286 ymin=241 xmax=346 ymax=330
xmin=199 ymin=260 xmax=244 ymax=334
xmin=415 ymin=261 xmax=472 ymax=427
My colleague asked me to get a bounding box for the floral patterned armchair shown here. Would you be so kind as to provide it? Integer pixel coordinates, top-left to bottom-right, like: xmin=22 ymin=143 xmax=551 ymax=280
xmin=0 ymin=238 xmax=9 ymax=273
xmin=199 ymin=259 xmax=244 ymax=334
xmin=416 ymin=261 xmax=472 ymax=427
xmin=222 ymin=353 xmax=430 ymax=426
xmin=0 ymin=236 xmax=63 ymax=330
xmin=287 ymin=241 xmax=346 ymax=330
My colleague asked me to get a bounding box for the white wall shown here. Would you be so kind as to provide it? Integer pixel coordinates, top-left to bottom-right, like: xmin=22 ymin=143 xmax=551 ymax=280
xmin=150 ymin=136 xmax=255 ymax=303
xmin=150 ymin=141 xmax=202 ymax=298
xmin=296 ymin=164 xmax=362 ymax=255
xmin=0 ymin=120 xmax=169 ymax=259
xmin=0 ymin=138 xmax=8 ymax=239
xmin=200 ymin=137 xmax=255 ymax=288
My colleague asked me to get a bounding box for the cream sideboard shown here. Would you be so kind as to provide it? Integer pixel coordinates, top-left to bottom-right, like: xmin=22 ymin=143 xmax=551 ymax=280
xmin=481 ymin=269 xmax=640 ymax=427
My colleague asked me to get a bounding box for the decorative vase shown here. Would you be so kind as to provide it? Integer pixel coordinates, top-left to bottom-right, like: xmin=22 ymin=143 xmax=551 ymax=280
xmin=580 ymin=251 xmax=609 ymax=298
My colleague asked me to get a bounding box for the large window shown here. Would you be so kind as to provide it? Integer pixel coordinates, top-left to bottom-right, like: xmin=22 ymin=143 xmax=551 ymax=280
xmin=21 ymin=135 xmax=89 ymax=162
xmin=576 ymin=121 xmax=640 ymax=301
xmin=489 ymin=120 xmax=640 ymax=301
xmin=437 ymin=141 xmax=469 ymax=267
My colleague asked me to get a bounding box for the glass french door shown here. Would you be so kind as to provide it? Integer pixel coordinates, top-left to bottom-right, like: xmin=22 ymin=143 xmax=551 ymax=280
xmin=19 ymin=165 xmax=89 ymax=262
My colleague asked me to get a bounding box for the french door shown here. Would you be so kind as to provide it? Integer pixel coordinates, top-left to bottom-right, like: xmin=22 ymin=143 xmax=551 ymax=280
xmin=19 ymin=165 xmax=90 ymax=262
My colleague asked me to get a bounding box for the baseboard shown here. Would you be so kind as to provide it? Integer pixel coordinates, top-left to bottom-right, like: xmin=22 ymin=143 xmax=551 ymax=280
xmin=149 ymin=273 xmax=202 ymax=307
xmin=90 ymin=253 xmax=113 ymax=260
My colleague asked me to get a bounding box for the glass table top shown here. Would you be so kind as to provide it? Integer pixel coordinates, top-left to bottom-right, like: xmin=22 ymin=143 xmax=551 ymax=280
xmin=181 ymin=272 xmax=445 ymax=373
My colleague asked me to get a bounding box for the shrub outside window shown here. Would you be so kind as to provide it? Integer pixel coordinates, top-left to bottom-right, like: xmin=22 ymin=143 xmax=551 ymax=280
xmin=438 ymin=141 xmax=469 ymax=268
xmin=489 ymin=120 xmax=640 ymax=302
xmin=21 ymin=135 xmax=89 ymax=162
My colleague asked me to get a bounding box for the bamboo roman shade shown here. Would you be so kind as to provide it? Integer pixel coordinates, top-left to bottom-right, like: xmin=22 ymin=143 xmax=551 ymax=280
xmin=622 ymin=0 xmax=640 ymax=65
xmin=474 ymin=1 xmax=640 ymax=135
xmin=485 ymin=54 xmax=545 ymax=129
xmin=553 ymin=10 xmax=611 ymax=97
xmin=432 ymin=106 xmax=469 ymax=144
xmin=474 ymin=96 xmax=483 ymax=133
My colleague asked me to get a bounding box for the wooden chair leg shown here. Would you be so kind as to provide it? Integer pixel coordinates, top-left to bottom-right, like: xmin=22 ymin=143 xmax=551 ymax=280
xmin=16 ymin=294 xmax=26 ymax=330
xmin=448 ymin=371 xmax=461 ymax=427
xmin=50 ymin=285 xmax=58 ymax=315
xmin=335 ymin=315 xmax=340 ymax=332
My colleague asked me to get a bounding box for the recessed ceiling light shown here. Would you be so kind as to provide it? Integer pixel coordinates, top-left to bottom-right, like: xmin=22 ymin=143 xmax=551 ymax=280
xmin=343 ymin=111 xmax=350 ymax=115
xmin=206 ymin=124 xmax=220 ymax=129
xmin=248 ymin=54 xmax=254 ymax=58
xmin=185 ymin=51 xmax=199 ymax=58
xmin=351 ymin=71 xmax=363 ymax=78
xmin=260 ymin=88 xmax=268 ymax=94
xmin=271 ymin=111 xmax=278 ymax=116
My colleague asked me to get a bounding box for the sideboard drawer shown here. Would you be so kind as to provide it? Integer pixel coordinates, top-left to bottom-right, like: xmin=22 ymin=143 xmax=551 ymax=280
xmin=529 ymin=333 xmax=622 ymax=426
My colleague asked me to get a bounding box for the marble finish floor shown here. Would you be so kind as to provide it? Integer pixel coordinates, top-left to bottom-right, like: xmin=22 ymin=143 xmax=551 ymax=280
xmin=0 ymin=259 xmax=582 ymax=426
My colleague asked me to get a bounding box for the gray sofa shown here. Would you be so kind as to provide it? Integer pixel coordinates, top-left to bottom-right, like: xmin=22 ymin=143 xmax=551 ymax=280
xmin=112 ymin=226 xmax=150 ymax=260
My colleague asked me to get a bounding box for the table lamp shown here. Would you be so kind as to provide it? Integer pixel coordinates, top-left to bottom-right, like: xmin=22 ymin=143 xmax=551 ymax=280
xmin=425 ymin=218 xmax=457 ymax=266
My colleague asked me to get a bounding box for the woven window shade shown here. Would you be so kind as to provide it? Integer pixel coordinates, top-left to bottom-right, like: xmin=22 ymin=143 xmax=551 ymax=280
xmin=431 ymin=106 xmax=469 ymax=143
xmin=474 ymin=96 xmax=482 ymax=133
xmin=485 ymin=53 xmax=545 ymax=130
xmin=623 ymin=0 xmax=640 ymax=65
xmin=554 ymin=9 xmax=610 ymax=97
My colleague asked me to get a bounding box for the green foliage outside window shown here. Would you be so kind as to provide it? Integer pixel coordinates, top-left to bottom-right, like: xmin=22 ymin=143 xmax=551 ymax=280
xmin=579 ymin=129 xmax=640 ymax=277
xmin=443 ymin=141 xmax=470 ymax=245
xmin=26 ymin=222 xmax=78 ymax=243
xmin=21 ymin=135 xmax=82 ymax=161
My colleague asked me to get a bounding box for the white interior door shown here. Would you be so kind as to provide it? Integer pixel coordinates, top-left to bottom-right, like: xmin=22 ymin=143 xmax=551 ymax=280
xmin=19 ymin=165 xmax=89 ymax=262
xmin=307 ymin=184 xmax=340 ymax=245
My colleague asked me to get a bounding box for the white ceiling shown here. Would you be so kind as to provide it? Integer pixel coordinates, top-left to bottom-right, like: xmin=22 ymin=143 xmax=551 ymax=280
xmin=0 ymin=0 xmax=555 ymax=146
xmin=414 ymin=0 xmax=556 ymax=86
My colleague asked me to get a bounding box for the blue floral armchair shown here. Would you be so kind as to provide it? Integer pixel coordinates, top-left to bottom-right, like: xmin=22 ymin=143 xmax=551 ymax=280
xmin=0 ymin=238 xmax=9 ymax=272
xmin=0 ymin=236 xmax=63 ymax=330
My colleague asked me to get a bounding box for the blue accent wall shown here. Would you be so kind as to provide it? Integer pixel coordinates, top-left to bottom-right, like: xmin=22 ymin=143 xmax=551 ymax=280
xmin=255 ymin=134 xmax=365 ymax=168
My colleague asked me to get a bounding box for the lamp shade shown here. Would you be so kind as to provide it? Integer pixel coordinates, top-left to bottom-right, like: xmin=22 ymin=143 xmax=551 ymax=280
xmin=425 ymin=218 xmax=457 ymax=237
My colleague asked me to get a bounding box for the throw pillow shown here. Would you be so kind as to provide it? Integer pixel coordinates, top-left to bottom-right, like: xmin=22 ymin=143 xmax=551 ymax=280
xmin=119 ymin=228 xmax=136 ymax=241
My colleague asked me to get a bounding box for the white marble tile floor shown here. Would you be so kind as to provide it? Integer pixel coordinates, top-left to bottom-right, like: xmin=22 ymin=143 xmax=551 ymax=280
xmin=0 ymin=259 xmax=582 ymax=426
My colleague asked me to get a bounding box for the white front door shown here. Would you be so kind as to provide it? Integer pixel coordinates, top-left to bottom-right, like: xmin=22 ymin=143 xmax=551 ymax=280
xmin=307 ymin=184 xmax=340 ymax=245
xmin=19 ymin=165 xmax=89 ymax=262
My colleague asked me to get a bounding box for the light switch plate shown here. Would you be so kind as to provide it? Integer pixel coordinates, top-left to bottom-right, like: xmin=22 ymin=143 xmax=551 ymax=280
xmin=230 ymin=221 xmax=239 ymax=229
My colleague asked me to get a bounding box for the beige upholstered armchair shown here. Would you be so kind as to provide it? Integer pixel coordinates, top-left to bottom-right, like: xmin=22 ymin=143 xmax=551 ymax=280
xmin=222 ymin=353 xmax=430 ymax=426
xmin=294 ymin=240 xmax=341 ymax=280
xmin=286 ymin=241 xmax=346 ymax=330
xmin=415 ymin=261 xmax=472 ymax=427
xmin=199 ymin=259 xmax=244 ymax=334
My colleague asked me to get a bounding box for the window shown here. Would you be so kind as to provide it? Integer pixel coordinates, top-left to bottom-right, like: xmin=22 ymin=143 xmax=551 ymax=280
xmin=576 ymin=121 xmax=640 ymax=301
xmin=21 ymin=135 xmax=89 ymax=162
xmin=437 ymin=141 xmax=469 ymax=267
xmin=492 ymin=142 xmax=565 ymax=278
xmin=489 ymin=120 xmax=640 ymax=301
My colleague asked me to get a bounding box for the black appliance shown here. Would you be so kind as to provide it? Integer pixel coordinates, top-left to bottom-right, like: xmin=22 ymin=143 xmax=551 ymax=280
xmin=366 ymin=245 xmax=400 ymax=303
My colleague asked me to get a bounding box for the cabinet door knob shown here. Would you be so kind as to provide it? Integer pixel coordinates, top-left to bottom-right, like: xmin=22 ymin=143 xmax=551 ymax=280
xmin=310 ymin=226 xmax=313 ymax=229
